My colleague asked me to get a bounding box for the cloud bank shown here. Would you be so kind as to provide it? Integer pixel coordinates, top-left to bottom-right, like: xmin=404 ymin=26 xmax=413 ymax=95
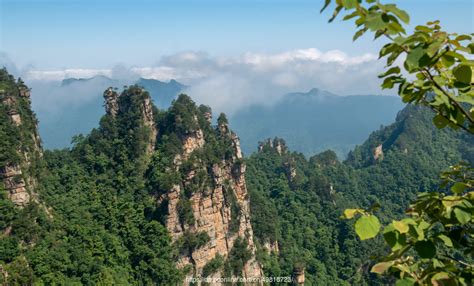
xmin=4 ymin=48 xmax=386 ymax=115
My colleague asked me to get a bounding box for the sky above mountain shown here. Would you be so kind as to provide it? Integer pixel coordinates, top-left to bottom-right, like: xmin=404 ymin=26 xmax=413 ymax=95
xmin=2 ymin=0 xmax=471 ymax=69
xmin=1 ymin=0 xmax=473 ymax=114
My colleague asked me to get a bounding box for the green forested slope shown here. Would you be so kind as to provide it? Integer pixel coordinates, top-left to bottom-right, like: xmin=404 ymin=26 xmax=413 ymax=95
xmin=0 ymin=68 xmax=255 ymax=284
xmin=246 ymin=106 xmax=472 ymax=285
xmin=1 ymin=81 xmax=181 ymax=284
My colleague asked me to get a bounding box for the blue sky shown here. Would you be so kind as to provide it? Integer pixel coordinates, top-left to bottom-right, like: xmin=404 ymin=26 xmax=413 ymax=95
xmin=1 ymin=0 xmax=473 ymax=69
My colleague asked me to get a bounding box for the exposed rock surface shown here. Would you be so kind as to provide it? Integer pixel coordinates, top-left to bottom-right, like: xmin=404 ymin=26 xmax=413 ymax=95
xmin=182 ymin=129 xmax=205 ymax=158
xmin=0 ymin=164 xmax=29 ymax=207
xmin=165 ymin=117 xmax=262 ymax=283
xmin=139 ymin=94 xmax=158 ymax=155
xmin=292 ymin=267 xmax=305 ymax=285
xmin=263 ymin=240 xmax=279 ymax=254
xmin=0 ymin=82 xmax=43 ymax=207
xmin=204 ymin=111 xmax=212 ymax=123
xmin=284 ymin=159 xmax=297 ymax=182
xmin=103 ymin=87 xmax=120 ymax=117
xmin=258 ymin=137 xmax=288 ymax=155
xmin=373 ymin=144 xmax=384 ymax=161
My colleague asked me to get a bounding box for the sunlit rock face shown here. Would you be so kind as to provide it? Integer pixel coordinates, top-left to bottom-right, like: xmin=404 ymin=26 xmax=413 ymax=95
xmin=0 ymin=80 xmax=43 ymax=208
xmin=162 ymin=108 xmax=262 ymax=284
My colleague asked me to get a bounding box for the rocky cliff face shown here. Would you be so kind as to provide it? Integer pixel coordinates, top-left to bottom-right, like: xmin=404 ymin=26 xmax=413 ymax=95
xmin=373 ymin=144 xmax=384 ymax=162
xmin=0 ymin=76 xmax=43 ymax=208
xmin=2 ymin=79 xmax=262 ymax=283
xmin=152 ymin=102 xmax=262 ymax=282
xmin=102 ymin=90 xmax=262 ymax=283
xmin=258 ymin=137 xmax=287 ymax=155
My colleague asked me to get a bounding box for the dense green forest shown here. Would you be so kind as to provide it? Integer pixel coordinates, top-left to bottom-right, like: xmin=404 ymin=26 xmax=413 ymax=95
xmin=1 ymin=69 xmax=182 ymax=284
xmin=246 ymin=106 xmax=472 ymax=285
xmin=0 ymin=67 xmax=472 ymax=285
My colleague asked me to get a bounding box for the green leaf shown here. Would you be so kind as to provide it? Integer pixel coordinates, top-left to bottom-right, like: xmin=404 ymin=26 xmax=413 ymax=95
xmin=366 ymin=13 xmax=387 ymax=31
xmin=371 ymin=262 xmax=393 ymax=274
xmin=386 ymin=19 xmax=405 ymax=35
xmin=343 ymin=11 xmax=359 ymax=21
xmin=343 ymin=208 xmax=363 ymax=219
xmin=385 ymin=4 xmax=410 ymax=24
xmin=329 ymin=5 xmax=343 ymax=23
xmin=468 ymin=43 xmax=474 ymax=54
xmin=355 ymin=215 xmax=381 ymax=240
xmin=440 ymin=54 xmax=455 ymax=68
xmin=384 ymin=228 xmax=407 ymax=250
xmin=408 ymin=224 xmax=425 ymax=241
xmin=387 ymin=49 xmax=403 ymax=65
xmin=392 ymin=220 xmax=409 ymax=234
xmin=353 ymin=28 xmax=368 ymax=41
xmin=395 ymin=277 xmax=416 ymax=286
xmin=453 ymin=65 xmax=472 ymax=84
xmin=418 ymin=220 xmax=430 ymax=230
xmin=433 ymin=114 xmax=449 ymax=129
xmin=427 ymin=20 xmax=440 ymax=26
xmin=427 ymin=40 xmax=443 ymax=57
xmin=455 ymin=35 xmax=472 ymax=41
xmin=379 ymin=67 xmax=401 ymax=78
xmin=415 ymin=25 xmax=432 ymax=33
xmin=382 ymin=77 xmax=396 ymax=89
xmin=457 ymin=93 xmax=474 ymax=104
xmin=431 ymin=272 xmax=455 ymax=286
xmin=341 ymin=0 xmax=357 ymax=9
xmin=446 ymin=51 xmax=466 ymax=61
xmin=379 ymin=43 xmax=399 ymax=58
xmin=414 ymin=240 xmax=436 ymax=259
xmin=453 ymin=207 xmax=471 ymax=224
xmin=401 ymin=218 xmax=416 ymax=225
xmin=406 ymin=46 xmax=429 ymax=71
xmin=320 ymin=0 xmax=331 ymax=13
xmin=451 ymin=182 xmax=467 ymax=194
xmin=437 ymin=234 xmax=453 ymax=247
xmin=432 ymin=258 xmax=445 ymax=268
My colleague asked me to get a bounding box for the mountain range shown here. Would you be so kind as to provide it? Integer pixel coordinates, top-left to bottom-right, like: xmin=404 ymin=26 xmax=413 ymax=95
xmin=31 ymin=76 xmax=186 ymax=149
xmin=230 ymin=88 xmax=404 ymax=157
xmin=32 ymin=76 xmax=403 ymax=157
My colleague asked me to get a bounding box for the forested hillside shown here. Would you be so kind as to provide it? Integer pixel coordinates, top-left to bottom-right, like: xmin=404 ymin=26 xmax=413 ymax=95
xmin=0 ymin=69 xmax=261 ymax=284
xmin=246 ymin=106 xmax=472 ymax=285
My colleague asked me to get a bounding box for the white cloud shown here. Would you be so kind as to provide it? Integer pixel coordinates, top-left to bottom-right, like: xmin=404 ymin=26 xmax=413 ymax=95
xmin=25 ymin=69 xmax=112 ymax=81
xmin=16 ymin=48 xmax=386 ymax=115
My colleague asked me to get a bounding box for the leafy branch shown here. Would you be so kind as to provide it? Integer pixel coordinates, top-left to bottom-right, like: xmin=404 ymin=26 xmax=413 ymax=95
xmin=322 ymin=0 xmax=474 ymax=133
xmin=322 ymin=1 xmax=474 ymax=285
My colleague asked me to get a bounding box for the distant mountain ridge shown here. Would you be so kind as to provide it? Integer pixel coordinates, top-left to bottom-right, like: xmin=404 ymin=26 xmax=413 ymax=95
xmin=135 ymin=78 xmax=187 ymax=107
xmin=230 ymin=88 xmax=405 ymax=158
xmin=60 ymin=75 xmax=117 ymax=87
xmin=34 ymin=76 xmax=186 ymax=149
xmin=33 ymin=77 xmax=404 ymax=156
